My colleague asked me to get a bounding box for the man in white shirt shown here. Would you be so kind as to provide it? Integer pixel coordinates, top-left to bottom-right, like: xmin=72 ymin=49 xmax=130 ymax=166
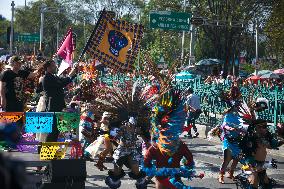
xmin=185 ymin=88 xmax=202 ymax=138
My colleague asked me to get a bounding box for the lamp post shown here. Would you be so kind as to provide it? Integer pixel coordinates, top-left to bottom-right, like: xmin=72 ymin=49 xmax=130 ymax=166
xmin=137 ymin=6 xmax=142 ymax=71
xmin=255 ymin=21 xmax=259 ymax=75
xmin=181 ymin=0 xmax=186 ymax=59
xmin=56 ymin=9 xmax=60 ymax=49
xmin=39 ymin=4 xmax=64 ymax=52
xmin=10 ymin=1 xmax=15 ymax=55
xmin=39 ymin=4 xmax=46 ymax=51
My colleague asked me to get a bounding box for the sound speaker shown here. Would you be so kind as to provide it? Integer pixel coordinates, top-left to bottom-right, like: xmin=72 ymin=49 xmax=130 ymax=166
xmin=43 ymin=159 xmax=86 ymax=183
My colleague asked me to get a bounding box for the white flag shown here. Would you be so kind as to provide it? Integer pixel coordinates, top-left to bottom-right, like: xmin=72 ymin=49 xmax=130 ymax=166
xmin=57 ymin=60 xmax=70 ymax=76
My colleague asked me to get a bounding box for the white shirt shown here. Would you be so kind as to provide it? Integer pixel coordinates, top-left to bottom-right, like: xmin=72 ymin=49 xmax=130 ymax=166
xmin=186 ymin=94 xmax=201 ymax=110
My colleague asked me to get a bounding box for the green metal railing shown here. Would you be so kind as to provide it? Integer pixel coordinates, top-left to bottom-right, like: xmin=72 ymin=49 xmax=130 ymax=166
xmin=173 ymin=79 xmax=283 ymax=127
xmin=96 ymin=74 xmax=284 ymax=127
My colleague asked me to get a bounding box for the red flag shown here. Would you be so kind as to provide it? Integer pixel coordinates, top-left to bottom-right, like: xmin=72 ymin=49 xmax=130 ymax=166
xmin=57 ymin=28 xmax=74 ymax=64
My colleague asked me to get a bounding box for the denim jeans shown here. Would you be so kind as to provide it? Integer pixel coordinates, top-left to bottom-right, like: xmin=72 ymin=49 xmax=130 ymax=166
xmin=186 ymin=110 xmax=201 ymax=135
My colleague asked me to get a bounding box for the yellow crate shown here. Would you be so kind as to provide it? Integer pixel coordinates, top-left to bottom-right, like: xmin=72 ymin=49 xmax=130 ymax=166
xmin=40 ymin=142 xmax=68 ymax=160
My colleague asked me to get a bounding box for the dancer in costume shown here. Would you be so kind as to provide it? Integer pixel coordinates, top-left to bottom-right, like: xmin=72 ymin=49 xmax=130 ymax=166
xmin=142 ymin=89 xmax=203 ymax=189
xmin=91 ymin=111 xmax=113 ymax=170
xmin=88 ymin=78 xmax=153 ymax=188
xmin=210 ymin=84 xmax=283 ymax=186
xmin=79 ymin=104 xmax=97 ymax=159
xmin=217 ymin=84 xmax=248 ymax=184
xmin=105 ymin=116 xmax=148 ymax=189
xmin=237 ymin=119 xmax=284 ymax=189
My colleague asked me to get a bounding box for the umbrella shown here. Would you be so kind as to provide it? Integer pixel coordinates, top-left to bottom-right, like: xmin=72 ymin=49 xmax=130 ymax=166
xmin=195 ymin=59 xmax=221 ymax=66
xmin=175 ymin=71 xmax=196 ymax=80
xmin=247 ymin=75 xmax=261 ymax=80
xmin=274 ymin=69 xmax=284 ymax=74
xmin=246 ymin=75 xmax=263 ymax=84
xmin=260 ymin=73 xmax=280 ymax=79
xmin=252 ymin=70 xmax=272 ymax=76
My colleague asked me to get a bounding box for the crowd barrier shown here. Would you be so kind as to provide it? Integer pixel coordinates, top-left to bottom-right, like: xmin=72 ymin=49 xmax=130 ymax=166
xmin=96 ymin=74 xmax=284 ymax=127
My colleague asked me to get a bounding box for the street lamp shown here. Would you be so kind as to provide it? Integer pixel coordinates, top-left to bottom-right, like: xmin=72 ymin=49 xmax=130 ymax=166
xmin=137 ymin=6 xmax=142 ymax=71
xmin=255 ymin=21 xmax=259 ymax=75
xmin=10 ymin=1 xmax=15 ymax=55
xmin=39 ymin=4 xmax=47 ymax=51
xmin=39 ymin=4 xmax=64 ymax=52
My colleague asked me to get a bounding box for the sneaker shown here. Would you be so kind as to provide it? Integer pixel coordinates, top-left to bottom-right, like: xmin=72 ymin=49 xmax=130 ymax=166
xmin=193 ymin=132 xmax=199 ymax=138
xmin=3 ymin=147 xmax=12 ymax=152
xmin=185 ymin=134 xmax=193 ymax=138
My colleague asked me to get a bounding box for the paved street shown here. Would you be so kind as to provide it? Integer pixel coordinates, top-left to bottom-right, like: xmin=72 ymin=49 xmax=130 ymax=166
xmin=3 ymin=134 xmax=284 ymax=189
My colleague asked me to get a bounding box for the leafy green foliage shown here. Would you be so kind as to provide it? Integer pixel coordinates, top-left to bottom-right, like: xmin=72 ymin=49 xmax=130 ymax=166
xmin=4 ymin=0 xmax=282 ymax=71
xmin=264 ymin=0 xmax=284 ymax=64
xmin=0 ymin=15 xmax=10 ymax=49
xmin=14 ymin=0 xmax=72 ymax=55
xmin=241 ymin=63 xmax=255 ymax=74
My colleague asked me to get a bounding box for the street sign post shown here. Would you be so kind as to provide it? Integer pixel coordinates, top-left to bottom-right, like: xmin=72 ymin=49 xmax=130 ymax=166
xmin=16 ymin=33 xmax=40 ymax=43
xmin=188 ymin=56 xmax=195 ymax=61
xmin=157 ymin=63 xmax=167 ymax=69
xmin=149 ymin=11 xmax=191 ymax=31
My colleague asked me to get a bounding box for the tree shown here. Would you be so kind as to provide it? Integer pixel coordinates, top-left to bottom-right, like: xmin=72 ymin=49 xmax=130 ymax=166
xmin=10 ymin=0 xmax=280 ymax=71
xmin=14 ymin=0 xmax=72 ymax=56
xmin=139 ymin=0 xmax=188 ymax=65
xmin=40 ymin=0 xmax=144 ymax=58
xmin=0 ymin=15 xmax=10 ymax=49
xmin=241 ymin=63 xmax=254 ymax=74
xmin=191 ymin=0 xmax=275 ymax=76
xmin=264 ymin=0 xmax=284 ymax=65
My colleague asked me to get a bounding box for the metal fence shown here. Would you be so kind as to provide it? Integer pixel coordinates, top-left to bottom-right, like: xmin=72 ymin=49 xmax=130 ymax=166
xmin=173 ymin=79 xmax=284 ymax=127
xmin=97 ymin=74 xmax=284 ymax=127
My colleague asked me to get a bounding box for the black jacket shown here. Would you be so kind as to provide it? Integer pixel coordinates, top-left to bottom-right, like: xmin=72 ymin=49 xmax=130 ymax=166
xmin=42 ymin=72 xmax=73 ymax=112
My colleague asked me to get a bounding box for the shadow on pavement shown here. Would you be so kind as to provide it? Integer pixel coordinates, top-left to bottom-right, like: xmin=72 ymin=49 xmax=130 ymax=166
xmin=276 ymin=184 xmax=284 ymax=188
xmin=188 ymin=143 xmax=215 ymax=147
xmin=87 ymin=174 xmax=136 ymax=182
xmin=191 ymin=150 xmax=222 ymax=155
xmin=85 ymin=180 xmax=109 ymax=189
xmin=86 ymin=175 xmax=107 ymax=180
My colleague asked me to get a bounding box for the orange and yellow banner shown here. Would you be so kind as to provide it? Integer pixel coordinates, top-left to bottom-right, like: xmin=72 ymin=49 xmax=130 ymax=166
xmin=83 ymin=10 xmax=143 ymax=72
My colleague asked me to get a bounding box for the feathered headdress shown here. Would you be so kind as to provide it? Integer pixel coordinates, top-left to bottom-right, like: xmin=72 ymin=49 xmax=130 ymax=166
xmin=151 ymin=88 xmax=186 ymax=156
xmin=92 ymin=78 xmax=159 ymax=134
xmin=139 ymin=52 xmax=188 ymax=155
xmin=220 ymin=84 xmax=242 ymax=108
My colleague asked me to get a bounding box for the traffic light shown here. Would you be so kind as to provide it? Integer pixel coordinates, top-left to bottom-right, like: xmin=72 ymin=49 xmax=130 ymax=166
xmin=190 ymin=17 xmax=204 ymax=26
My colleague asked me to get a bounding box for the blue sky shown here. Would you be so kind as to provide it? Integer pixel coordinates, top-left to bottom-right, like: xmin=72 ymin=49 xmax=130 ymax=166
xmin=0 ymin=0 xmax=34 ymax=20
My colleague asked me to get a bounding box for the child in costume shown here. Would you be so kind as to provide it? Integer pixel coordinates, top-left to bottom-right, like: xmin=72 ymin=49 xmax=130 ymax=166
xmin=238 ymin=119 xmax=284 ymax=189
xmin=89 ymin=77 xmax=156 ymax=188
xmin=79 ymin=104 xmax=97 ymax=158
xmin=105 ymin=116 xmax=148 ymax=189
xmin=91 ymin=111 xmax=113 ymax=170
xmin=142 ymin=89 xmax=202 ymax=189
xmin=217 ymin=85 xmax=246 ymax=184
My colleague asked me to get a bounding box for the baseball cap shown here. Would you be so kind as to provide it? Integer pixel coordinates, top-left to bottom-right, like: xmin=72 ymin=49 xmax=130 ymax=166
xmin=9 ymin=56 xmax=21 ymax=64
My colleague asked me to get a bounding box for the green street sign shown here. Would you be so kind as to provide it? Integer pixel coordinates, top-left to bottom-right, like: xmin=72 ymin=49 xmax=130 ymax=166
xmin=149 ymin=11 xmax=191 ymax=31
xmin=16 ymin=33 xmax=40 ymax=43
